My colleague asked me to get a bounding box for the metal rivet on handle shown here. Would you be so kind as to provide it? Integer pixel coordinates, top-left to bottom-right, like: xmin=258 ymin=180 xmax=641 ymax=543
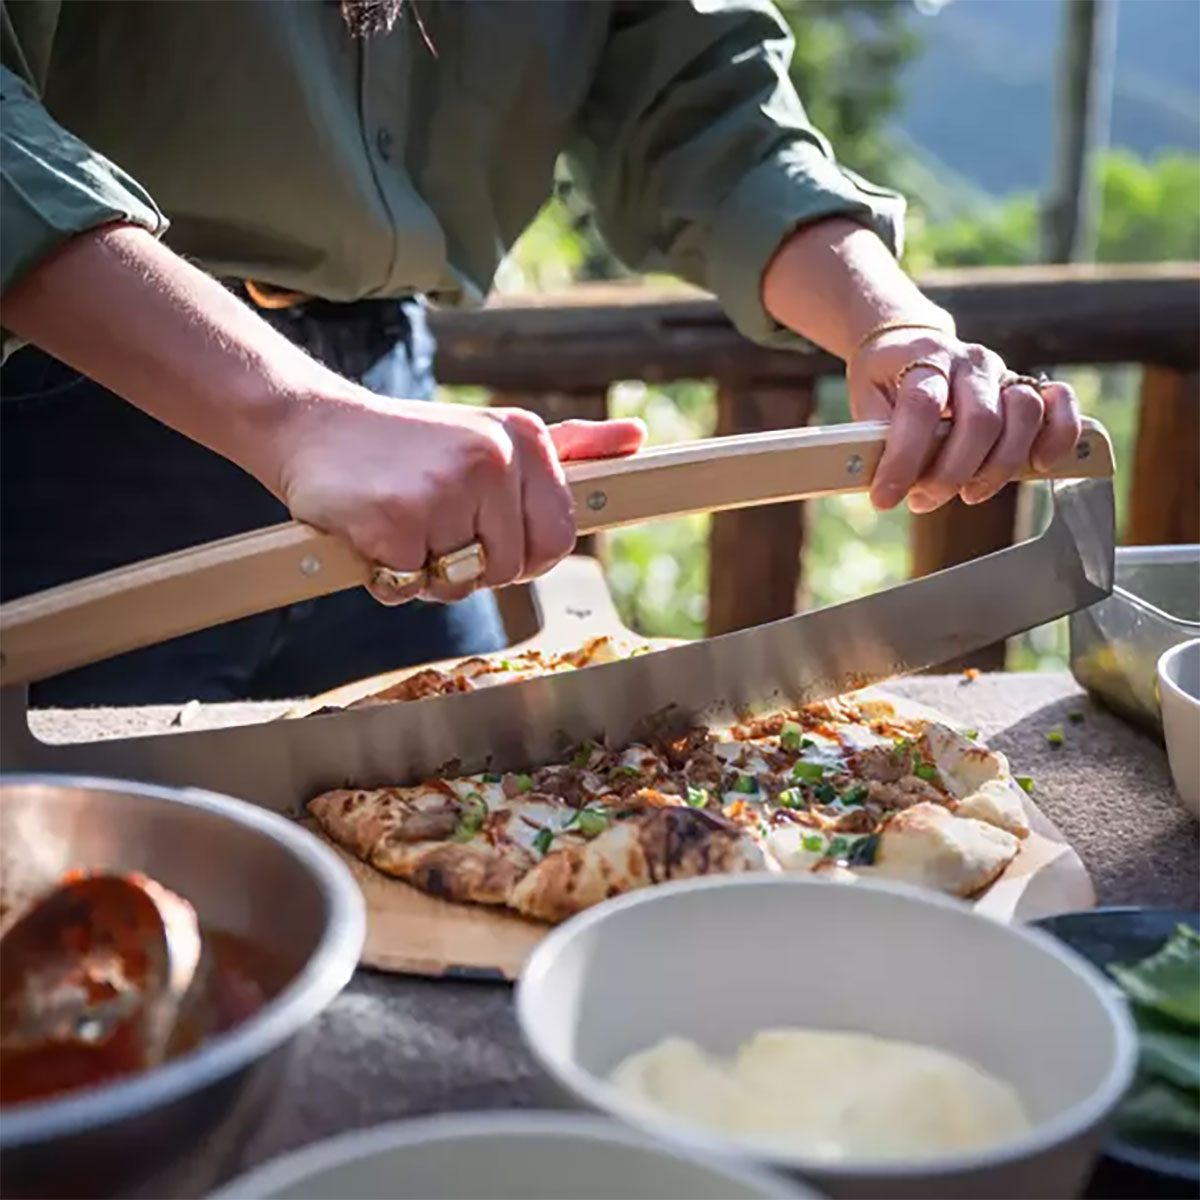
xmin=299 ymin=555 xmax=322 ymax=576
xmin=1076 ymin=440 xmax=1091 ymax=461
xmin=846 ymin=454 xmax=864 ymax=476
xmin=587 ymin=490 xmax=608 ymax=512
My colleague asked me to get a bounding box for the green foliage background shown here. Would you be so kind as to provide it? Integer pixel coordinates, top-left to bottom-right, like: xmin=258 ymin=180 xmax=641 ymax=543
xmin=443 ymin=1 xmax=1199 ymax=669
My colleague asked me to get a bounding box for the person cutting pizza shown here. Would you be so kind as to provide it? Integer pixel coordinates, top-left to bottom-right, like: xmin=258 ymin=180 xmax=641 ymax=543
xmin=0 ymin=0 xmax=1081 ymax=707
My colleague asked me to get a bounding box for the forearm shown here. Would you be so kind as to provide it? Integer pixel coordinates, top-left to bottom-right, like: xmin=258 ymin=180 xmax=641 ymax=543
xmin=1 ymin=224 xmax=355 ymax=495
xmin=761 ymin=217 xmax=953 ymax=360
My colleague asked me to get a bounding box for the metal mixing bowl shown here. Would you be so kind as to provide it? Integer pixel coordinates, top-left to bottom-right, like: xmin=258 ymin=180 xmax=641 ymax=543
xmin=0 ymin=774 xmax=365 ymax=1200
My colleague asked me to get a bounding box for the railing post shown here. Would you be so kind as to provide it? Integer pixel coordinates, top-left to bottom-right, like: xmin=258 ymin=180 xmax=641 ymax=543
xmin=909 ymin=489 xmax=1019 ymax=672
xmin=706 ymin=378 xmax=815 ymax=635
xmin=1126 ymin=366 xmax=1200 ymax=545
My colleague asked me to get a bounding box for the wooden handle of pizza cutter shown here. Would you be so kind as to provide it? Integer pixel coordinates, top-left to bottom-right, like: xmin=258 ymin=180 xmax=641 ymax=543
xmin=0 ymin=419 xmax=1113 ymax=686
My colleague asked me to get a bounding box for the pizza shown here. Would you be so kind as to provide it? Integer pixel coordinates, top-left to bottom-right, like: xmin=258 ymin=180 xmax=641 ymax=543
xmin=307 ymin=685 xmax=1032 ymax=926
xmin=318 ymin=636 xmax=643 ymax=710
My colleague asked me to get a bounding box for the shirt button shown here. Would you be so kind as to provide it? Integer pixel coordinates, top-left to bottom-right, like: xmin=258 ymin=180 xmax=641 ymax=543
xmin=376 ymin=127 xmax=394 ymax=161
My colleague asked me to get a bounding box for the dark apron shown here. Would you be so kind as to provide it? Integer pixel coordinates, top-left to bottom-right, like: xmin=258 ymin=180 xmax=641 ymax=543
xmin=0 ymin=294 xmax=505 ymax=706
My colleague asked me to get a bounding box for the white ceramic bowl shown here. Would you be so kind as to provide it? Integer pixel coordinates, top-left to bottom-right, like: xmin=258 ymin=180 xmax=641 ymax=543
xmin=209 ymin=1113 xmax=816 ymax=1199
xmin=516 ymin=877 xmax=1137 ymax=1200
xmin=1157 ymin=638 xmax=1200 ymax=818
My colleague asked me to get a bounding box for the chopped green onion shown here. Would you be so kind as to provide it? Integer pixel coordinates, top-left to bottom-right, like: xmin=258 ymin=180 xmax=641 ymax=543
xmin=452 ymin=794 xmax=487 ymax=842
xmin=814 ymin=782 xmax=839 ymax=805
xmin=513 ymin=773 xmax=534 ymax=793
xmin=1068 ymin=710 xmax=1085 ymax=725
xmin=840 ymin=784 xmax=869 ymax=806
xmin=533 ymin=828 xmax=554 ymax=856
xmin=732 ymin=774 xmax=759 ymax=794
xmin=576 ymin=809 xmax=610 ymax=838
xmin=802 ymin=833 xmax=825 ymax=854
xmin=610 ymin=764 xmax=641 ymax=778
xmin=780 ymin=723 xmax=803 ymax=752
xmin=777 ymin=788 xmax=806 ymax=809
xmin=481 ymin=772 xmax=502 ymax=783
xmin=827 ymin=835 xmax=851 ymax=860
xmin=847 ymin=833 xmax=879 ymax=866
xmin=800 ymin=736 xmax=816 ymax=750
xmin=790 ymin=761 xmax=825 ymax=782
xmin=1015 ymin=775 xmax=1035 ymax=794
xmin=572 ymin=743 xmax=596 ymax=768
xmin=964 ymin=729 xmax=979 ymax=741
xmin=1046 ymin=728 xmax=1065 ymax=748
xmin=914 ymin=762 xmax=940 ymax=783
xmin=686 ymin=786 xmax=709 ymax=808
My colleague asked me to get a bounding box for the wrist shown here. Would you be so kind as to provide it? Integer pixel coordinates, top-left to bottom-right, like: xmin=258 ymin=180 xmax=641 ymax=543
xmin=851 ymin=311 xmax=957 ymax=357
xmin=763 ymin=217 xmax=954 ymax=361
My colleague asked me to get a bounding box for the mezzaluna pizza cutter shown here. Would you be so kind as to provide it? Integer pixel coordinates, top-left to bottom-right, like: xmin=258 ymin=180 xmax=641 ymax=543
xmin=0 ymin=419 xmax=1115 ymax=813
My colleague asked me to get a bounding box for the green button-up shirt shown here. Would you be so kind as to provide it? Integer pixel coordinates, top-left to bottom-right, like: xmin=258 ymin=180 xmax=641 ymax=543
xmin=0 ymin=0 xmax=904 ymax=357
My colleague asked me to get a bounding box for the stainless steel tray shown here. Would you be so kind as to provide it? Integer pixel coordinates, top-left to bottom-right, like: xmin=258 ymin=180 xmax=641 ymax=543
xmin=1069 ymin=545 xmax=1200 ymax=734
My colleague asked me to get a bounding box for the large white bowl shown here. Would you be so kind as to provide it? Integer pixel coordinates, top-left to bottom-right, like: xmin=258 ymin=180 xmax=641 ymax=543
xmin=516 ymin=877 xmax=1137 ymax=1200
xmin=1158 ymin=637 xmax=1200 ymax=818
xmin=210 ymin=1113 xmax=816 ymax=1199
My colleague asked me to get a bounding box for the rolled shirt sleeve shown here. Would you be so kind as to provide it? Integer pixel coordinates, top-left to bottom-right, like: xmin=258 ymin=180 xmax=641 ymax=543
xmin=568 ymin=0 xmax=906 ymax=348
xmin=1 ymin=65 xmax=167 ymax=297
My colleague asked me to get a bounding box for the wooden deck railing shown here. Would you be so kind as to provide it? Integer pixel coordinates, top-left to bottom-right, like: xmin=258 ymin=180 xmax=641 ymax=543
xmin=429 ymin=263 xmax=1200 ymax=667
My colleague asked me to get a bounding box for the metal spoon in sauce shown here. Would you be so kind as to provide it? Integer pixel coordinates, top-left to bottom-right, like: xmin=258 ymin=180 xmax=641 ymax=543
xmin=0 ymin=872 xmax=212 ymax=1102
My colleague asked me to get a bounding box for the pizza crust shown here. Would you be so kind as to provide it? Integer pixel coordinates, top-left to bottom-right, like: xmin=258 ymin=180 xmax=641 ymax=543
xmin=870 ymin=802 xmax=1020 ymax=897
xmin=509 ymin=806 xmax=765 ymax=923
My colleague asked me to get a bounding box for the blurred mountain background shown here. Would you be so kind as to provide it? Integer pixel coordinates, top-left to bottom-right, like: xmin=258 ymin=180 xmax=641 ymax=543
xmin=898 ymin=0 xmax=1198 ymax=203
xmin=449 ymin=0 xmax=1200 ymax=667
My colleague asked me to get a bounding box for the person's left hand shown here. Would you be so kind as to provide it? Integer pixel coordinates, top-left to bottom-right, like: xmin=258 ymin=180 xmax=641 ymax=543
xmin=846 ymin=327 xmax=1082 ymax=513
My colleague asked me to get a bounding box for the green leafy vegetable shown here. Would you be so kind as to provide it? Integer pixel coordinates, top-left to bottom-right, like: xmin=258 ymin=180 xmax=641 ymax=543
xmin=814 ymin=782 xmax=839 ymax=805
xmin=533 ymin=828 xmax=554 ymax=856
xmin=1114 ymin=1080 xmax=1200 ymax=1139
xmin=840 ymin=784 xmax=869 ymax=806
xmin=1109 ymin=924 xmax=1200 ymax=1144
xmin=846 ymin=833 xmax=880 ymax=866
xmin=575 ymin=809 xmax=610 ymax=838
xmin=1137 ymin=1017 xmax=1200 ymax=1091
xmin=1111 ymin=924 xmax=1200 ymax=1027
xmin=452 ymin=794 xmax=488 ymax=842
xmin=827 ymin=835 xmax=851 ymax=860
xmin=791 ymin=761 xmax=825 ymax=782
xmin=780 ymin=723 xmax=803 ymax=752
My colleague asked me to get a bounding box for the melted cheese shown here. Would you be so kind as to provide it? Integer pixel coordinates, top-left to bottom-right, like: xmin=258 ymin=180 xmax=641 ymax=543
xmin=611 ymin=1029 xmax=1030 ymax=1163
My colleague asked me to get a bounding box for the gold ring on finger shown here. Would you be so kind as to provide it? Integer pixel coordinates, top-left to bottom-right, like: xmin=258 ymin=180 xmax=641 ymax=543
xmin=370 ymin=564 xmax=426 ymax=595
xmin=429 ymin=540 xmax=488 ymax=587
xmin=893 ymin=358 xmax=951 ymax=391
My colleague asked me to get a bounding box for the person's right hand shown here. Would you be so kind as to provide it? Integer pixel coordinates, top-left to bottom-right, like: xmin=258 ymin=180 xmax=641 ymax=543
xmin=274 ymin=390 xmax=646 ymax=605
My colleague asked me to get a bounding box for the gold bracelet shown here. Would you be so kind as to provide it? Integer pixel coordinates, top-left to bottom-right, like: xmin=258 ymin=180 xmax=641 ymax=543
xmin=854 ymin=317 xmax=956 ymax=356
